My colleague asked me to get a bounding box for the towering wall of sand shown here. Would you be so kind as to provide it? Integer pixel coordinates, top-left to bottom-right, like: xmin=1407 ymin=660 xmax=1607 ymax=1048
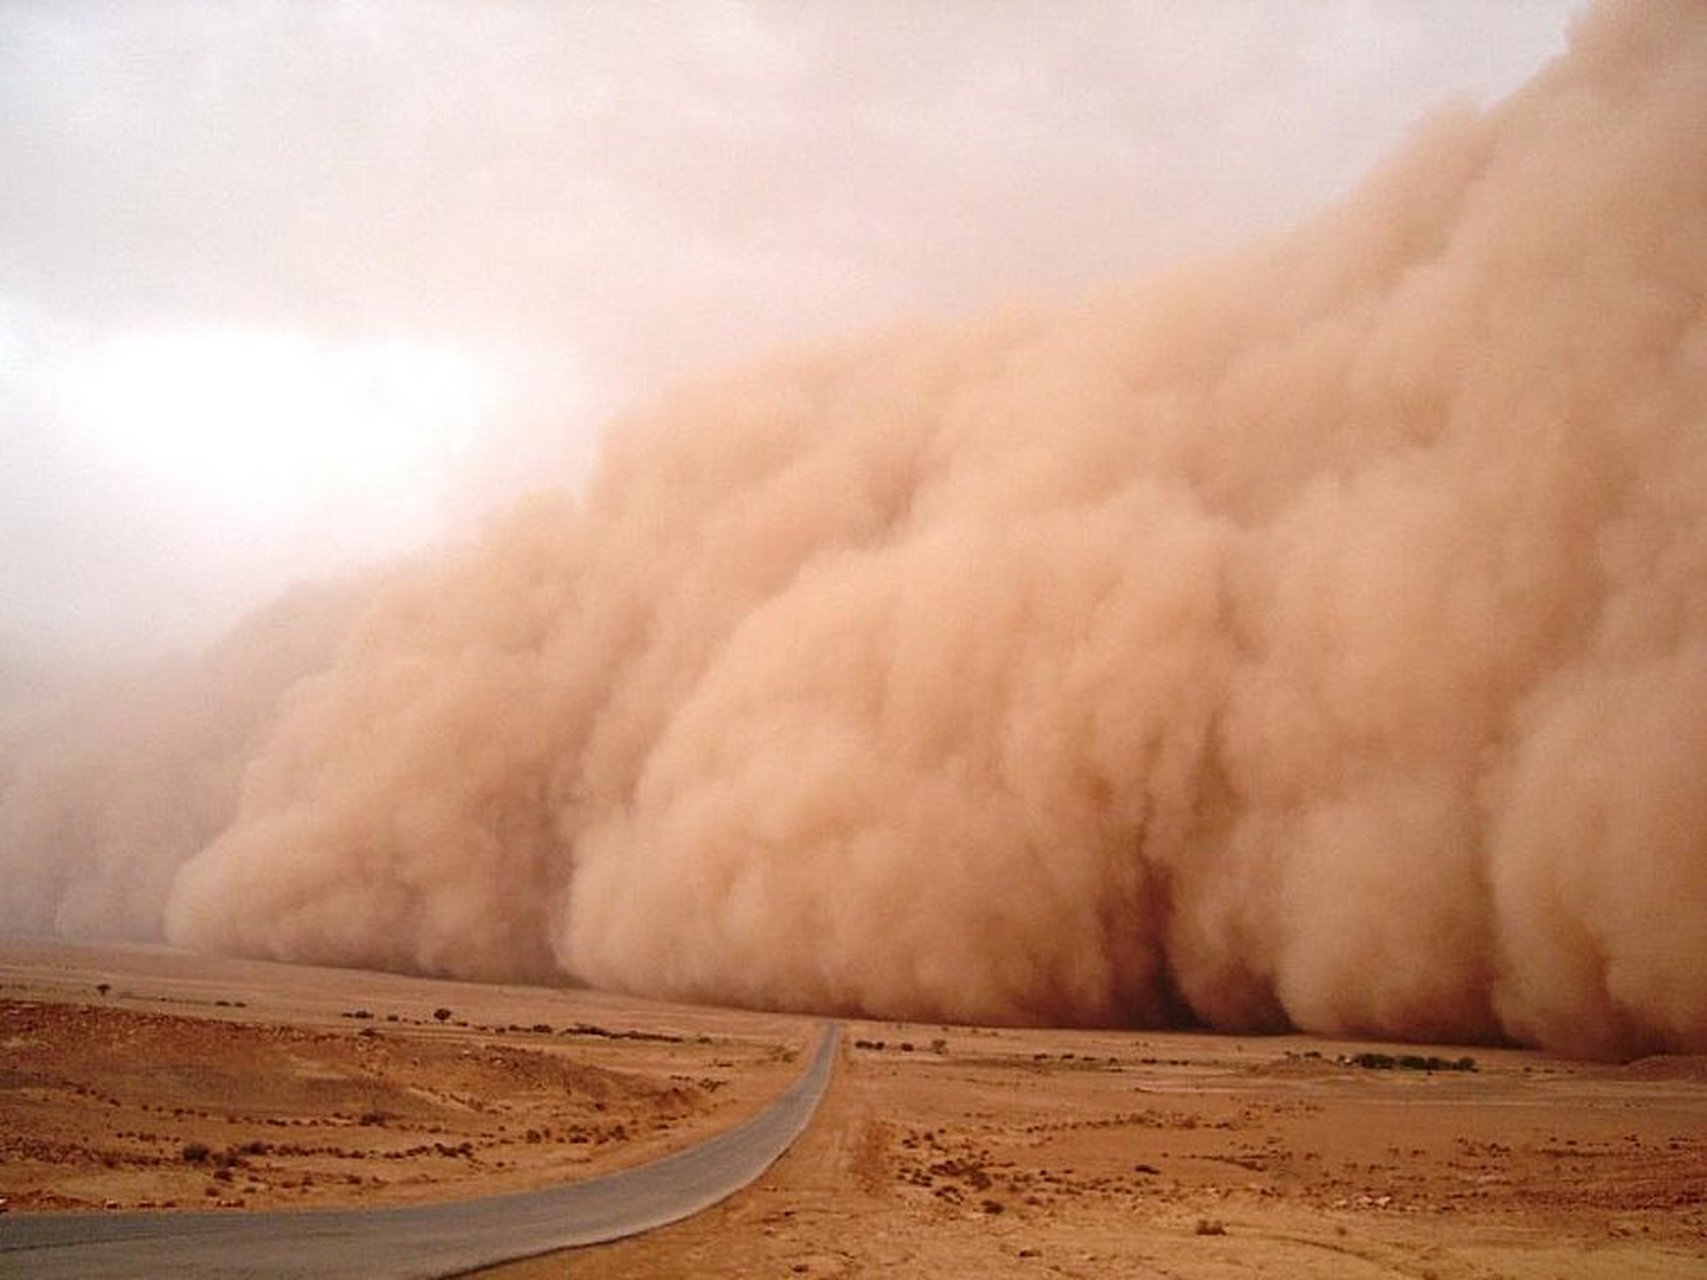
xmin=4 ymin=0 xmax=1705 ymax=1058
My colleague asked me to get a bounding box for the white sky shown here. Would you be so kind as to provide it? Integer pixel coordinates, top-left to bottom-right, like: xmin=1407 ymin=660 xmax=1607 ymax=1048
xmin=0 ymin=0 xmax=1583 ymax=674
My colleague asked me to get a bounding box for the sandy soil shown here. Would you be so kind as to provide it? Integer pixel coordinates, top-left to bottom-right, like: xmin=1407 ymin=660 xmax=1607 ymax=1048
xmin=480 ymin=1027 xmax=1707 ymax=1278
xmin=3 ymin=942 xmax=1704 ymax=1278
xmin=0 ymin=939 xmax=807 ymax=1213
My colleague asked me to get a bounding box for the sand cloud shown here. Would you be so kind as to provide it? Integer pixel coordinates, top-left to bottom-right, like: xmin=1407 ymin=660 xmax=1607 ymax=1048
xmin=4 ymin=0 xmax=1705 ymax=1059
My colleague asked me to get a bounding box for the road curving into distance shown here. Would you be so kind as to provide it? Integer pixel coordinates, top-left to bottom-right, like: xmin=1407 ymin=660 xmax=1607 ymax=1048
xmin=0 ymin=1021 xmax=841 ymax=1279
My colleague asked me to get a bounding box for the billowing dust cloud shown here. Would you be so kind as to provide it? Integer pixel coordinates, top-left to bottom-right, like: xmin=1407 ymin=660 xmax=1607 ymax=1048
xmin=4 ymin=1 xmax=1705 ymax=1059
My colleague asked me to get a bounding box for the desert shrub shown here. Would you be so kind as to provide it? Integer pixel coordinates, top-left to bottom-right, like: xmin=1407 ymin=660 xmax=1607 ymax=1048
xmin=181 ymin=1141 xmax=210 ymax=1163
xmin=433 ymin=1008 xmax=453 ymax=1022
xmin=1347 ymin=1051 xmax=1479 ymax=1073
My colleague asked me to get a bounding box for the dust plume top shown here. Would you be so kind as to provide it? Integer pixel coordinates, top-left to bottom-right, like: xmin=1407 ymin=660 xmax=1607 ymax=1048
xmin=0 ymin=1 xmax=1570 ymax=666
xmin=3 ymin=0 xmax=1705 ymax=1059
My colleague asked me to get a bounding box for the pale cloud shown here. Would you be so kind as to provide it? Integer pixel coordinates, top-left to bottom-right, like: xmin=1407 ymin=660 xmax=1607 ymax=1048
xmin=0 ymin=1 xmax=1578 ymax=665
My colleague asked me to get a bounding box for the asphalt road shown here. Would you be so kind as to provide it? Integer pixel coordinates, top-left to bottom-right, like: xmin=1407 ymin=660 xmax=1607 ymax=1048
xmin=0 ymin=1022 xmax=840 ymax=1279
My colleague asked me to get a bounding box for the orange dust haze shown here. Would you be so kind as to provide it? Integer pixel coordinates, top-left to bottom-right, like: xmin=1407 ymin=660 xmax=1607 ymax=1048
xmin=3 ymin=0 xmax=1704 ymax=1059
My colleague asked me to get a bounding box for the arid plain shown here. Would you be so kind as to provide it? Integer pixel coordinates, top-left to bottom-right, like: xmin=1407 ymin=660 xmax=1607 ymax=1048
xmin=2 ymin=940 xmax=1703 ymax=1278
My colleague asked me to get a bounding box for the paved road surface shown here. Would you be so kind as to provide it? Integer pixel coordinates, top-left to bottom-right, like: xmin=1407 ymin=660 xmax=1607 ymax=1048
xmin=0 ymin=1023 xmax=840 ymax=1279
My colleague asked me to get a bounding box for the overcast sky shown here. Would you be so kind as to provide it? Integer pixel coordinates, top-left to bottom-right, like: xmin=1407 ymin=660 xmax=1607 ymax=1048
xmin=0 ymin=0 xmax=1583 ymax=676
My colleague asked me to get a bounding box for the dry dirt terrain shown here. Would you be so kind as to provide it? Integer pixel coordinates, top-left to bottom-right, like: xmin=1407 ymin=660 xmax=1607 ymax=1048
xmin=494 ymin=1023 xmax=1705 ymax=1279
xmin=3 ymin=941 xmax=1705 ymax=1278
xmin=0 ymin=939 xmax=806 ymax=1214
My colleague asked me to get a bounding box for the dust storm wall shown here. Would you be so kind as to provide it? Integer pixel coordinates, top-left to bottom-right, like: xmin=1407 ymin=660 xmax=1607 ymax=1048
xmin=4 ymin=0 xmax=1705 ymax=1058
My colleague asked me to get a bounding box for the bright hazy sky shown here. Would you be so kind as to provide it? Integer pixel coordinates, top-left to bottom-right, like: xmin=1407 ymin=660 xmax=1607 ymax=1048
xmin=0 ymin=1 xmax=1583 ymax=674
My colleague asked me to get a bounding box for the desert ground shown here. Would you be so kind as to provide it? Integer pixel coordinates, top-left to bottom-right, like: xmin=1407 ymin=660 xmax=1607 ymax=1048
xmin=0 ymin=939 xmax=807 ymax=1216
xmin=3 ymin=941 xmax=1704 ymax=1278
